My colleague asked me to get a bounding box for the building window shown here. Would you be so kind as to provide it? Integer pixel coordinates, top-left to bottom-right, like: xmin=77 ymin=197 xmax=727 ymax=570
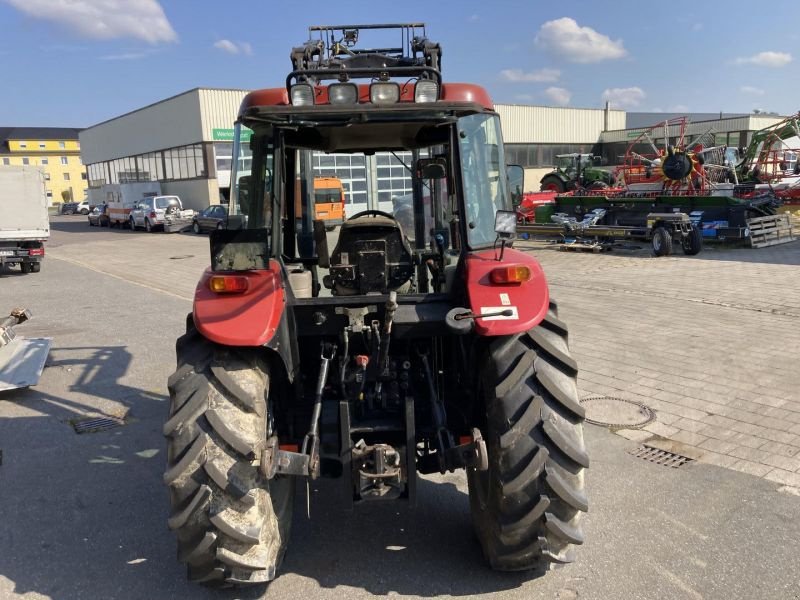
xmin=64 ymin=172 xmax=70 ymax=181
xmin=59 ymin=141 xmax=66 ymax=149
xmin=22 ymin=157 xmax=30 ymax=165
xmin=41 ymin=157 xmax=48 ymax=165
xmin=46 ymin=191 xmax=53 ymax=198
xmin=81 ymin=172 xmax=87 ymax=180
xmin=2 ymin=157 xmax=9 ymax=165
xmin=39 ymin=142 xmax=46 ymax=149
xmin=61 ymin=156 xmax=68 ymax=165
xmin=45 ymin=173 xmax=50 ymax=181
xmin=19 ymin=142 xmax=27 ymax=149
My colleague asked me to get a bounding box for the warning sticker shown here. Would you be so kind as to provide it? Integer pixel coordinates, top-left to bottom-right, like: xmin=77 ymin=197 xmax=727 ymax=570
xmin=480 ymin=306 xmax=519 ymax=321
xmin=499 ymin=293 xmax=511 ymax=306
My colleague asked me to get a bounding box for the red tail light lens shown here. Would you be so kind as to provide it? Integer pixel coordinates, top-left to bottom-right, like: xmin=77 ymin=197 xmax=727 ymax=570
xmin=490 ymin=265 xmax=532 ymax=284
xmin=209 ymin=275 xmax=249 ymax=294
xmin=149 ymin=211 xmax=157 ymax=219
xmin=28 ymin=248 xmax=45 ymax=256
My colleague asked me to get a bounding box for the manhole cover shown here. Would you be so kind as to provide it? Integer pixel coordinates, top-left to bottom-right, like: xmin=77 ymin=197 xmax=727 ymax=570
xmin=72 ymin=416 xmax=126 ymax=434
xmin=629 ymin=445 xmax=694 ymax=468
xmin=579 ymin=396 xmax=655 ymax=429
xmin=169 ymin=254 xmax=194 ymax=260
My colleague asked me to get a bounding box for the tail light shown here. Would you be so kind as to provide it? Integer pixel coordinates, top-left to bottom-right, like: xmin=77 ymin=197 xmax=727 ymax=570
xmin=149 ymin=211 xmax=157 ymax=219
xmin=209 ymin=275 xmax=249 ymax=294
xmin=28 ymin=247 xmax=45 ymax=257
xmin=490 ymin=265 xmax=532 ymax=284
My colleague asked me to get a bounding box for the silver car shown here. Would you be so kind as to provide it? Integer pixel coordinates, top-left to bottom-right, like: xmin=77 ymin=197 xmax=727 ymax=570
xmin=129 ymin=195 xmax=182 ymax=232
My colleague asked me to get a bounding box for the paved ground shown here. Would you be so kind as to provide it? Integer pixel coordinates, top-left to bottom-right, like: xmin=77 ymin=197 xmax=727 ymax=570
xmin=42 ymin=216 xmax=800 ymax=489
xmin=1 ymin=216 xmax=799 ymax=598
xmin=517 ymin=237 xmax=800 ymax=489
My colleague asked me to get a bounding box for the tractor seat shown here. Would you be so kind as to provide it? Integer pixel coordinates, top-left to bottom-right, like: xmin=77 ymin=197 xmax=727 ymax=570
xmin=325 ymin=213 xmax=414 ymax=295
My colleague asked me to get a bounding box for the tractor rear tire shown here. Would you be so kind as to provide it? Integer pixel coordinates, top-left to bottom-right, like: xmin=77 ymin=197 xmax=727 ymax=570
xmin=652 ymin=227 xmax=673 ymax=257
xmin=682 ymin=226 xmax=702 ymax=256
xmin=468 ymin=303 xmax=588 ymax=571
xmin=164 ymin=323 xmax=294 ymax=587
xmin=540 ymin=175 xmax=567 ymax=193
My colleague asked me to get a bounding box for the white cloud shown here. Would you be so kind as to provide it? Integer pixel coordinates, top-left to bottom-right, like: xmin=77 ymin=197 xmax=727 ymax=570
xmin=214 ymin=39 xmax=253 ymax=56
xmin=469 ymin=14 xmax=479 ymax=22
xmin=544 ymin=87 xmax=571 ymax=106
xmin=691 ymin=23 xmax=703 ymax=32
xmin=3 ymin=0 xmax=177 ymax=44
xmin=734 ymin=51 xmax=792 ymax=67
xmin=513 ymin=94 xmax=535 ymax=102
xmin=100 ymin=52 xmax=148 ymax=61
xmin=670 ymin=104 xmax=689 ymax=113
xmin=740 ymin=85 xmax=765 ymax=95
xmin=535 ymin=17 xmax=626 ymax=63
xmin=601 ymin=86 xmax=645 ymax=109
xmin=500 ymin=68 xmax=560 ymax=83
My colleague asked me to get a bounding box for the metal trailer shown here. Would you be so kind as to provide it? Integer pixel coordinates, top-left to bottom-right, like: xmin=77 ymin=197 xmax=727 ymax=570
xmin=519 ymin=210 xmax=702 ymax=256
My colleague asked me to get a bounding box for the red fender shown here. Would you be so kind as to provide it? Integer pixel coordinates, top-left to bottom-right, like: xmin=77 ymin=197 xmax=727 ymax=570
xmin=193 ymin=261 xmax=285 ymax=346
xmin=463 ymin=248 xmax=549 ymax=337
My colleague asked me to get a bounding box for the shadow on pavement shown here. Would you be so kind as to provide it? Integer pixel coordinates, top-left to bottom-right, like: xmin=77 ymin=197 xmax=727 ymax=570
xmin=0 ymin=343 xmax=534 ymax=599
xmin=278 ymin=476 xmax=538 ymax=597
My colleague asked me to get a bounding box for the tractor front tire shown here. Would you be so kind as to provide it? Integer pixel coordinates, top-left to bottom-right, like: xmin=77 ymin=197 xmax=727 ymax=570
xmin=540 ymin=175 xmax=567 ymax=194
xmin=468 ymin=303 xmax=588 ymax=571
xmin=652 ymin=227 xmax=673 ymax=257
xmin=164 ymin=324 xmax=294 ymax=587
xmin=682 ymin=226 xmax=702 ymax=256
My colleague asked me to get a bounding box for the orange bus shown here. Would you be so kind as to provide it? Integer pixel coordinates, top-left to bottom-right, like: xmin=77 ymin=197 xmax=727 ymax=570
xmin=313 ymin=177 xmax=345 ymax=229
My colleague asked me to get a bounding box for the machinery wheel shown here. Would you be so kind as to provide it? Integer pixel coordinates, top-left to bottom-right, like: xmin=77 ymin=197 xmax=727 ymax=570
xmin=30 ymin=262 xmax=41 ymax=273
xmin=129 ymin=218 xmax=136 ymax=231
xmin=468 ymin=303 xmax=588 ymax=571
xmin=651 ymin=227 xmax=673 ymax=257
xmin=682 ymin=226 xmax=702 ymax=256
xmin=145 ymin=219 xmax=153 ymax=233
xmin=192 ymin=221 xmax=201 ymax=234
xmin=540 ymin=175 xmax=567 ymax=193
xmin=20 ymin=262 xmax=31 ymax=274
xmin=80 ymin=208 xmax=89 ymax=215
xmin=165 ymin=324 xmax=294 ymax=587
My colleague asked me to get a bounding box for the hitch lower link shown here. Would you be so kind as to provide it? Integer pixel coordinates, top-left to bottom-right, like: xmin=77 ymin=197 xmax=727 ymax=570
xmin=259 ymin=343 xmax=337 ymax=480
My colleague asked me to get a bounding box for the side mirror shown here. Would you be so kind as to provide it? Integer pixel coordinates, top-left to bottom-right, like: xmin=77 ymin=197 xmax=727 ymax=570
xmin=494 ymin=210 xmax=517 ymax=239
xmin=416 ymin=158 xmax=447 ymax=180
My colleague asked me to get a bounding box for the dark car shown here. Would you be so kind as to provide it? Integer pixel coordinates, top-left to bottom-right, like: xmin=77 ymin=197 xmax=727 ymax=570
xmin=191 ymin=204 xmax=228 ymax=233
xmin=61 ymin=201 xmax=79 ymax=214
xmin=88 ymin=204 xmax=110 ymax=227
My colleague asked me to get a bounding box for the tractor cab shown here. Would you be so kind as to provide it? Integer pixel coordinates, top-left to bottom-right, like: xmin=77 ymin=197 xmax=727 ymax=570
xmin=223 ymin=25 xmax=515 ymax=298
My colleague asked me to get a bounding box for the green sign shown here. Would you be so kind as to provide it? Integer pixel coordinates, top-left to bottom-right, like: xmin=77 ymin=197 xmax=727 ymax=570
xmin=212 ymin=127 xmax=253 ymax=142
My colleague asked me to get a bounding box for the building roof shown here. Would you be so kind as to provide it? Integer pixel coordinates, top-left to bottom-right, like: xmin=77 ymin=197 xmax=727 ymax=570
xmin=0 ymin=126 xmax=82 ymax=143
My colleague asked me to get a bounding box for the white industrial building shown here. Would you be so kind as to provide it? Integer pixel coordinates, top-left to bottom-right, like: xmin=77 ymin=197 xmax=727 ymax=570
xmin=79 ymin=88 xmax=784 ymax=209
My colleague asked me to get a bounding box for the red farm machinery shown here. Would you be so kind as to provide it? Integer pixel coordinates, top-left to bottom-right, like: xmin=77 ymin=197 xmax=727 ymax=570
xmin=163 ymin=24 xmax=588 ymax=587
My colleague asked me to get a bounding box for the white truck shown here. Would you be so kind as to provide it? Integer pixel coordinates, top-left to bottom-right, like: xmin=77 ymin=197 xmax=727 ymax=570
xmin=0 ymin=165 xmax=49 ymax=274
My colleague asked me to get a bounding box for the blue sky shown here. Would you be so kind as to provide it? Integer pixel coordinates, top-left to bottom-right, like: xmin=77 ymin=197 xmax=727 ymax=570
xmin=0 ymin=0 xmax=798 ymax=127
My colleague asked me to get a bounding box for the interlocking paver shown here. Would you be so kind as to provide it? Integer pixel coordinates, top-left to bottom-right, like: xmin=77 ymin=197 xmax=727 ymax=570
xmin=764 ymin=469 xmax=800 ymax=488
xmin=519 ymin=238 xmax=800 ymax=482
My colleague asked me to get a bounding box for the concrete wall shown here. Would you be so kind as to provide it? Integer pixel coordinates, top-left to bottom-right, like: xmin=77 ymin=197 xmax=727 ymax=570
xmin=495 ymin=104 xmax=626 ymax=144
xmin=80 ymin=90 xmax=203 ymax=164
xmin=161 ymin=178 xmax=219 ymax=211
xmin=522 ymin=168 xmax=553 ymax=192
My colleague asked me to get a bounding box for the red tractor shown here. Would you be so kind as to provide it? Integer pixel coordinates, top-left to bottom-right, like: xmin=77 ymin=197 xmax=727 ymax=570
xmin=164 ymin=23 xmax=588 ymax=587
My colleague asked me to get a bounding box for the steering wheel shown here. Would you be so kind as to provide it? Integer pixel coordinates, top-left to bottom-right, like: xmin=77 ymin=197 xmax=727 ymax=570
xmin=347 ymin=209 xmax=396 ymax=220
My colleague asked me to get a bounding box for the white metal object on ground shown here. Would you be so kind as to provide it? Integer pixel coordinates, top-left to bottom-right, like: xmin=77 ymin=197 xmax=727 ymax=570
xmin=0 ymin=337 xmax=52 ymax=391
